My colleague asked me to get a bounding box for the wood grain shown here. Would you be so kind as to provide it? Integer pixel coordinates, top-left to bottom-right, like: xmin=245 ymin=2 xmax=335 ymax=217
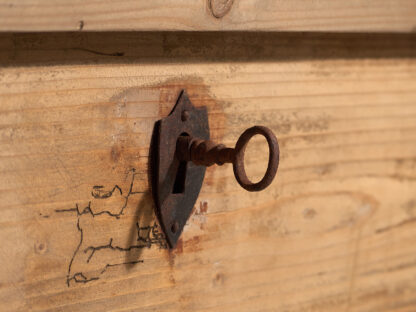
xmin=0 ymin=0 xmax=416 ymax=32
xmin=0 ymin=32 xmax=416 ymax=311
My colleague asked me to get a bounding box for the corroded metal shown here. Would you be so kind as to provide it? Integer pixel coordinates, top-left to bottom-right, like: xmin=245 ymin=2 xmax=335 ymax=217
xmin=177 ymin=126 xmax=279 ymax=192
xmin=151 ymin=90 xmax=209 ymax=248
xmin=233 ymin=126 xmax=279 ymax=192
xmin=151 ymin=90 xmax=279 ymax=249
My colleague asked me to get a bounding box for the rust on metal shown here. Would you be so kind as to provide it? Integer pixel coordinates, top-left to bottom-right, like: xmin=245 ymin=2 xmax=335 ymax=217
xmin=151 ymin=90 xmax=209 ymax=248
xmin=233 ymin=126 xmax=279 ymax=192
xmin=177 ymin=126 xmax=279 ymax=192
xmin=151 ymin=90 xmax=279 ymax=248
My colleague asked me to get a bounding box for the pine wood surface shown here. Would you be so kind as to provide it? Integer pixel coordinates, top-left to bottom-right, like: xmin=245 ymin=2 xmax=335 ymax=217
xmin=0 ymin=0 xmax=416 ymax=32
xmin=0 ymin=32 xmax=416 ymax=311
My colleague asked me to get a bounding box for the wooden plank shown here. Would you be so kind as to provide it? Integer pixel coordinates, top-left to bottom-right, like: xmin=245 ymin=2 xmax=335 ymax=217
xmin=0 ymin=0 xmax=416 ymax=32
xmin=0 ymin=32 xmax=416 ymax=311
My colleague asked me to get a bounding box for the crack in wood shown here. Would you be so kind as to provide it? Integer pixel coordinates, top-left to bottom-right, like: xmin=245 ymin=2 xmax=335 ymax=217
xmin=55 ymin=168 xmax=167 ymax=286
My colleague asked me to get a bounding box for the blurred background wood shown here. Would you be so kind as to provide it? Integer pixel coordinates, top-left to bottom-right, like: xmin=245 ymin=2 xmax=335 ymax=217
xmin=0 ymin=0 xmax=416 ymax=32
xmin=0 ymin=32 xmax=416 ymax=311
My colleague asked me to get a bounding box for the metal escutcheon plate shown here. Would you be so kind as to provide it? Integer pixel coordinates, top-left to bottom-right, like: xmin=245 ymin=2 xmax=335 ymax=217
xmin=150 ymin=90 xmax=209 ymax=248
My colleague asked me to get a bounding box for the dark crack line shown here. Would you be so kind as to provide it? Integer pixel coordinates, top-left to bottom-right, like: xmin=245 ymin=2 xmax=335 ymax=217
xmin=84 ymin=222 xmax=167 ymax=264
xmin=68 ymin=47 xmax=124 ymax=57
xmin=92 ymin=184 xmax=122 ymax=198
xmin=56 ymin=169 xmax=145 ymax=219
xmin=100 ymin=260 xmax=144 ymax=275
xmin=84 ymin=237 xmax=152 ymax=264
xmin=84 ymin=237 xmax=150 ymax=263
xmin=66 ymin=219 xmax=83 ymax=287
xmin=68 ymin=273 xmax=99 ymax=284
xmin=55 ymin=168 xmax=166 ymax=286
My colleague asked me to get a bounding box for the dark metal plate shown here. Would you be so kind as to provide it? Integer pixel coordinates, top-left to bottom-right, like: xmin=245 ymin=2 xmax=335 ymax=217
xmin=151 ymin=90 xmax=209 ymax=248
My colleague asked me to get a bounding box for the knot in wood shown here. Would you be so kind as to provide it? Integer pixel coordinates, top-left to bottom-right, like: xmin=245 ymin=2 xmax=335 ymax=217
xmin=208 ymin=0 xmax=234 ymax=18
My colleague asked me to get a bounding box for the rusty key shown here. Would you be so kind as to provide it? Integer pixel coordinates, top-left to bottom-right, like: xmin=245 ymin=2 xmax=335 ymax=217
xmin=152 ymin=91 xmax=281 ymax=247
xmin=176 ymin=126 xmax=279 ymax=192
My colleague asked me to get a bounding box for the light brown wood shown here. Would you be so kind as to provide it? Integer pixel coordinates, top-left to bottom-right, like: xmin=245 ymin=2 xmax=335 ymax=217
xmin=1 ymin=0 xmax=416 ymax=32
xmin=0 ymin=32 xmax=416 ymax=311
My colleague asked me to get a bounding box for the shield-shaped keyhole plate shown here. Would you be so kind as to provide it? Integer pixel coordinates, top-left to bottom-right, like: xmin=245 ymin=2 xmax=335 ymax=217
xmin=150 ymin=90 xmax=209 ymax=248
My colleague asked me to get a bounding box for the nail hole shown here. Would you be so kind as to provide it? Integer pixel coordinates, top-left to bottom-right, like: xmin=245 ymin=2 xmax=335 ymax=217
xmin=171 ymin=221 xmax=179 ymax=233
xmin=181 ymin=110 xmax=189 ymax=121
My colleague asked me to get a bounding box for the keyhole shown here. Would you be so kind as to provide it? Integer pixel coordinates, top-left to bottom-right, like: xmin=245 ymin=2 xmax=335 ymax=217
xmin=172 ymin=161 xmax=187 ymax=194
xmin=172 ymin=133 xmax=189 ymax=194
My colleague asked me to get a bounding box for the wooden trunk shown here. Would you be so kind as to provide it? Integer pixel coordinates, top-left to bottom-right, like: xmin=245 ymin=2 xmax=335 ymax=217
xmin=1 ymin=2 xmax=416 ymax=311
